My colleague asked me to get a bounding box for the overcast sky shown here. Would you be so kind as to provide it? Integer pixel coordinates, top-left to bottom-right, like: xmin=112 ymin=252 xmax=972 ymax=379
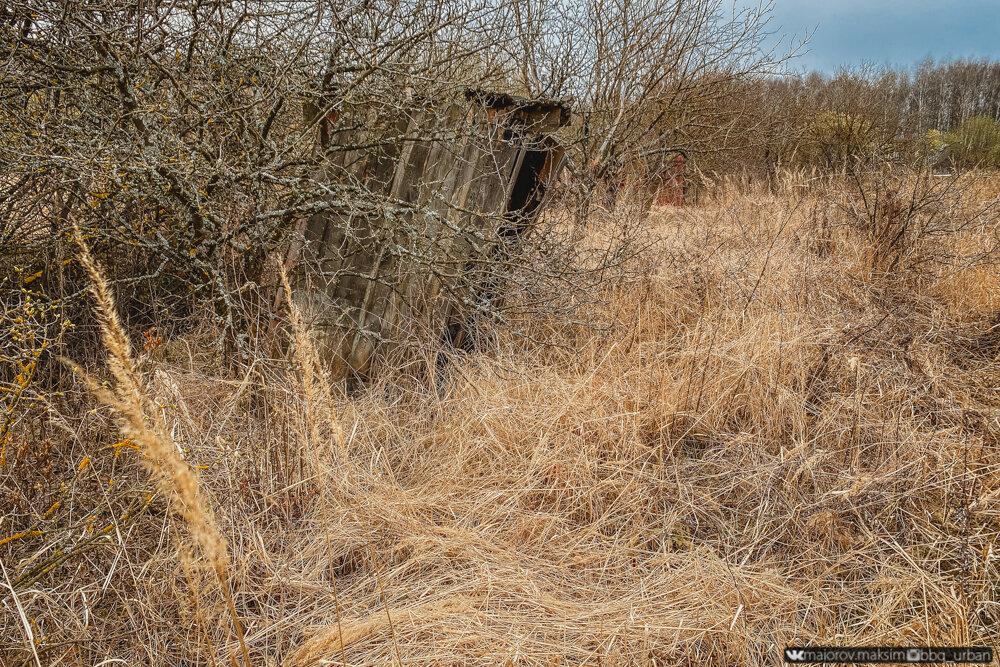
xmin=753 ymin=0 xmax=1000 ymax=72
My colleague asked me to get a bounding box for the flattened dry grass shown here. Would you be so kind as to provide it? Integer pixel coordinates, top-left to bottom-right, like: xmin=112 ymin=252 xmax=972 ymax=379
xmin=2 ymin=182 xmax=999 ymax=665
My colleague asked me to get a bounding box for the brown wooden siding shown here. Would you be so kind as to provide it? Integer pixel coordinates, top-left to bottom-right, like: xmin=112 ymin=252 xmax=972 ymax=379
xmin=287 ymin=92 xmax=570 ymax=378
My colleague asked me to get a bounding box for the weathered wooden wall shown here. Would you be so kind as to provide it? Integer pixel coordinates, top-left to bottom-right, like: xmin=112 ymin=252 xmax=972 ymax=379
xmin=287 ymin=91 xmax=570 ymax=378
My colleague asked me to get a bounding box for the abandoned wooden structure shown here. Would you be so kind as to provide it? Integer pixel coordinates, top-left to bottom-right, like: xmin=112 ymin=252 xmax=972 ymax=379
xmin=286 ymin=90 xmax=571 ymax=378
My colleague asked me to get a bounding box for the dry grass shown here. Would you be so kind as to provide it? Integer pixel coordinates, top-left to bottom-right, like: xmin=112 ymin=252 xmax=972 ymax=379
xmin=2 ymin=179 xmax=999 ymax=665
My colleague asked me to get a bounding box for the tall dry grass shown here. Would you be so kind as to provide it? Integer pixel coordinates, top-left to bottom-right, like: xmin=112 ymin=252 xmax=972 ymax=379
xmin=2 ymin=175 xmax=999 ymax=665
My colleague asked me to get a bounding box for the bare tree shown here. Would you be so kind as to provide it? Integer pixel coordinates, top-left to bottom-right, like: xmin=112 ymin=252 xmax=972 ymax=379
xmin=0 ymin=0 xmax=505 ymax=360
xmin=1 ymin=0 xmax=793 ymax=380
xmin=502 ymin=0 xmax=792 ymax=217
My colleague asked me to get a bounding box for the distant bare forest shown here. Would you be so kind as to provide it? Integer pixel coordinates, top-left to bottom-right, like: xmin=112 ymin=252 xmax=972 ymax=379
xmin=724 ymin=59 xmax=1000 ymax=174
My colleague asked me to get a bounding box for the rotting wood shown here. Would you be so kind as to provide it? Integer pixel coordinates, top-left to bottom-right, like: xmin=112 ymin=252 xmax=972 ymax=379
xmin=285 ymin=90 xmax=571 ymax=379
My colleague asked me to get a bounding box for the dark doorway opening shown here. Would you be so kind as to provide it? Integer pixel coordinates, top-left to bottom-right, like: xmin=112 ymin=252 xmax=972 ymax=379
xmin=440 ymin=147 xmax=551 ymax=355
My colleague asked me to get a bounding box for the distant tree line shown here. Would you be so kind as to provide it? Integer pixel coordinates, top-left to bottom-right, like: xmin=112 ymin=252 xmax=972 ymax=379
xmin=700 ymin=59 xmax=1000 ymax=175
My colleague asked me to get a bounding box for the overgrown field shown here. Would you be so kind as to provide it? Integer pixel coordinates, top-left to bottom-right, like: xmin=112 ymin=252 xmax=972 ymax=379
xmin=3 ymin=178 xmax=1000 ymax=665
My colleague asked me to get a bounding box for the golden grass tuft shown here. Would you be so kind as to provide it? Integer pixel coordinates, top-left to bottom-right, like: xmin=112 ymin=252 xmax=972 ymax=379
xmin=65 ymin=231 xmax=250 ymax=666
xmin=286 ymin=597 xmax=474 ymax=667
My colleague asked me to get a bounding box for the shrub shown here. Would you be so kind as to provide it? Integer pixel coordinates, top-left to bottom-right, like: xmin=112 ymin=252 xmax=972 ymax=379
xmin=944 ymin=116 xmax=1000 ymax=168
xmin=805 ymin=112 xmax=883 ymax=168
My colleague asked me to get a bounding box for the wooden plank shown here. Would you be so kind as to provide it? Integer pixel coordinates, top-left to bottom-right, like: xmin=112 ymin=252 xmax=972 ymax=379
xmin=291 ymin=92 xmax=571 ymax=378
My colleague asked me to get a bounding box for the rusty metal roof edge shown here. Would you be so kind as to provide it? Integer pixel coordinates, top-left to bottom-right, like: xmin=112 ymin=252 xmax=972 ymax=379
xmin=464 ymin=88 xmax=572 ymax=124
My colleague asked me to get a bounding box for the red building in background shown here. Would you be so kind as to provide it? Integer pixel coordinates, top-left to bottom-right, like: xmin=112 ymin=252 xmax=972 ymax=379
xmin=654 ymin=152 xmax=687 ymax=206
